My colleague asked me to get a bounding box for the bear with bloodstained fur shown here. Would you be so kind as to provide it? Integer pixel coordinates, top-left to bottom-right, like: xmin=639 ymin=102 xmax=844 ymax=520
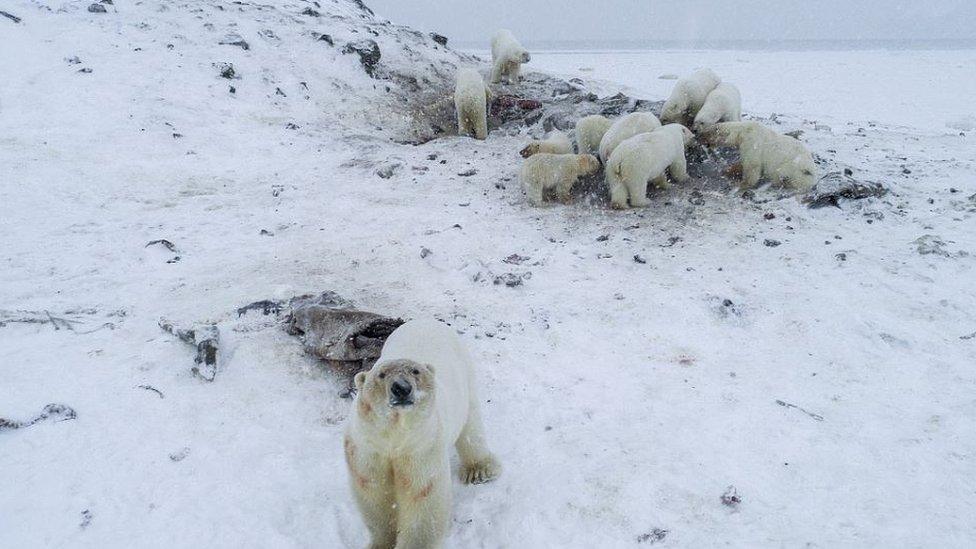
xmin=698 ymin=121 xmax=817 ymax=192
xmin=660 ymin=68 xmax=721 ymax=127
xmin=605 ymin=124 xmax=694 ymax=209
xmin=520 ymin=153 xmax=600 ymax=205
xmin=575 ymin=114 xmax=612 ymax=157
xmin=490 ymin=29 xmax=530 ymax=84
xmin=598 ymin=112 xmax=662 ymax=163
xmin=692 ymin=82 xmax=742 ymax=131
xmin=345 ymin=319 xmax=500 ymax=549
xmin=520 ymin=130 xmax=573 ymax=158
xmin=455 ymin=68 xmax=489 ymax=140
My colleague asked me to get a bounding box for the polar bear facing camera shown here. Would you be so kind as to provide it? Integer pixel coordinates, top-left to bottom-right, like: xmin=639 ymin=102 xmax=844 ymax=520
xmin=575 ymin=114 xmax=613 ymax=157
xmin=660 ymin=68 xmax=721 ymax=126
xmin=698 ymin=121 xmax=817 ymax=192
xmin=598 ymin=112 xmax=662 ymax=163
xmin=455 ymin=68 xmax=489 ymax=140
xmin=345 ymin=319 xmax=500 ymax=549
xmin=520 ymin=130 xmax=573 ymax=158
xmin=520 ymin=153 xmax=601 ymax=205
xmin=491 ymin=29 xmax=531 ymax=84
xmin=605 ymin=124 xmax=694 ymax=209
xmin=692 ymin=82 xmax=742 ymax=131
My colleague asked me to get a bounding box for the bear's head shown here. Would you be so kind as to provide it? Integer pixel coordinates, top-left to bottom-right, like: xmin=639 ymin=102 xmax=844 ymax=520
xmin=520 ymin=51 xmax=531 ymax=63
xmin=354 ymin=359 xmax=436 ymax=420
xmin=677 ymin=125 xmax=695 ymax=147
xmin=519 ymin=142 xmax=541 ymax=158
xmin=695 ymin=124 xmax=725 ymax=148
xmin=577 ymin=154 xmax=601 ymax=175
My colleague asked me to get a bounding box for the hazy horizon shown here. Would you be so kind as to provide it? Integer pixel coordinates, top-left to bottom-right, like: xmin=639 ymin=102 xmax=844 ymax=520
xmin=368 ymin=0 xmax=976 ymax=47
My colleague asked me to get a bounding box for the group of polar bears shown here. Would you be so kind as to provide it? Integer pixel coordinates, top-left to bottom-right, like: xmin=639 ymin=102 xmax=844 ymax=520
xmin=456 ymin=34 xmax=818 ymax=209
xmin=518 ymin=67 xmax=818 ymax=208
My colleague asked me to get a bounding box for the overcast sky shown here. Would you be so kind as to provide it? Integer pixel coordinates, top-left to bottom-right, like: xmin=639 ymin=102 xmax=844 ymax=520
xmin=367 ymin=0 xmax=976 ymax=45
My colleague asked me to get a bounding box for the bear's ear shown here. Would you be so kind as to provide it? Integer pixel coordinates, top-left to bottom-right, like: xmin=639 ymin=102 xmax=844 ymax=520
xmin=354 ymin=371 xmax=367 ymax=391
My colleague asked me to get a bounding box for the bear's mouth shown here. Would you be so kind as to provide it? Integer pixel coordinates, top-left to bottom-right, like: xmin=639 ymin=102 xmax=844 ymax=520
xmin=389 ymin=397 xmax=414 ymax=407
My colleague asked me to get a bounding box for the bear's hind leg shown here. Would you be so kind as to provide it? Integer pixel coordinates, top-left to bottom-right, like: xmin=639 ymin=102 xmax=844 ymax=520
xmin=456 ymin=399 xmax=501 ymax=485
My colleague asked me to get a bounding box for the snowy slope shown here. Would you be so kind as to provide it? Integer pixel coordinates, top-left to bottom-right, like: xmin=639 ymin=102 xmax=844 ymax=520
xmin=2 ymin=1 xmax=976 ymax=548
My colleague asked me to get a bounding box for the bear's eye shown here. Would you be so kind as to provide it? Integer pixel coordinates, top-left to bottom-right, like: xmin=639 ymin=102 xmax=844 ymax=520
xmin=378 ymin=373 xmax=386 ymax=379
xmin=411 ymin=368 xmax=420 ymax=375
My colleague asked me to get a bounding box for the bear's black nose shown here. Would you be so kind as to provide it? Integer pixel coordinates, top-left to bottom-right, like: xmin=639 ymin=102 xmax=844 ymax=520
xmin=390 ymin=380 xmax=412 ymax=400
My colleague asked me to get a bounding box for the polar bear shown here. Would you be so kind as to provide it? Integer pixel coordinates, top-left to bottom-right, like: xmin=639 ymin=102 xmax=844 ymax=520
xmin=455 ymin=68 xmax=489 ymax=140
xmin=520 ymin=153 xmax=601 ymax=205
xmin=598 ymin=112 xmax=662 ymax=163
xmin=660 ymin=68 xmax=721 ymax=127
xmin=345 ymin=319 xmax=500 ymax=549
xmin=698 ymin=121 xmax=817 ymax=192
xmin=519 ymin=130 xmax=573 ymax=158
xmin=692 ymin=82 xmax=742 ymax=131
xmin=575 ymin=114 xmax=613 ymax=157
xmin=490 ymin=29 xmax=530 ymax=84
xmin=605 ymin=124 xmax=694 ymax=209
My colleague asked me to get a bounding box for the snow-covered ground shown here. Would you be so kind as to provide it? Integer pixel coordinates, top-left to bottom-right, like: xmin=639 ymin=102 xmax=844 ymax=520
xmin=2 ymin=2 xmax=975 ymax=548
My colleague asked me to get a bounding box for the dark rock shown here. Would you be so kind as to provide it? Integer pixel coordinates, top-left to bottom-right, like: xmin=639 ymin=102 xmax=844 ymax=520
xmin=301 ymin=8 xmax=320 ymax=17
xmin=159 ymin=320 xmax=219 ymax=381
xmin=0 ymin=403 xmax=77 ymax=431
xmin=317 ymin=33 xmax=335 ymax=46
xmin=420 ymin=247 xmax=432 ymax=259
xmin=764 ymin=239 xmax=781 ymax=247
xmin=763 ymin=212 xmax=776 ymax=220
xmin=503 ymin=254 xmax=530 ymax=265
xmin=429 ymin=33 xmax=448 ymax=46
xmin=375 ymin=162 xmax=401 ymax=179
xmin=275 ymin=87 xmax=287 ymax=97
xmin=285 ymin=122 xmax=300 ymax=130
xmin=218 ymin=34 xmax=250 ymax=50
xmin=0 ymin=10 xmax=21 ymax=23
xmin=65 ymin=56 xmax=82 ymax=64
xmin=457 ymin=168 xmax=477 ymax=177
xmin=493 ymin=273 xmax=530 ymax=287
xmin=215 ymin=62 xmax=236 ymax=79
xmin=633 ymin=255 xmax=647 ymax=264
xmin=77 ymin=68 xmax=93 ymax=74
xmin=636 ymin=528 xmax=668 ymax=544
xmin=720 ymin=485 xmax=741 ymax=507
xmin=87 ymin=4 xmax=107 ymax=13
xmin=342 ymin=39 xmax=381 ymax=77
xmin=688 ymin=190 xmax=705 ymax=206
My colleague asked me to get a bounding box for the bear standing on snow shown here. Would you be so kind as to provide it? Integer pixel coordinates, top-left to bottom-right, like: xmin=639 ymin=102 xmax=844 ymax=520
xmin=692 ymin=82 xmax=742 ymax=131
xmin=598 ymin=112 xmax=662 ymax=163
xmin=455 ymin=68 xmax=489 ymax=140
xmin=520 ymin=153 xmax=601 ymax=205
xmin=490 ymin=29 xmax=530 ymax=84
xmin=345 ymin=319 xmax=500 ymax=549
xmin=605 ymin=124 xmax=694 ymax=209
xmin=698 ymin=121 xmax=817 ymax=192
xmin=519 ymin=130 xmax=573 ymax=158
xmin=660 ymin=68 xmax=721 ymax=127
xmin=575 ymin=114 xmax=613 ymax=157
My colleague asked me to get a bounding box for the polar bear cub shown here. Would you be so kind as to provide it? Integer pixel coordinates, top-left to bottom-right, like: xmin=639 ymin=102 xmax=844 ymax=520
xmin=598 ymin=112 xmax=662 ymax=163
xmin=699 ymin=121 xmax=817 ymax=192
xmin=660 ymin=68 xmax=721 ymax=126
xmin=692 ymin=82 xmax=742 ymax=131
xmin=520 ymin=153 xmax=601 ymax=205
xmin=520 ymin=130 xmax=573 ymax=158
xmin=345 ymin=319 xmax=500 ymax=549
xmin=575 ymin=114 xmax=613 ymax=157
xmin=605 ymin=124 xmax=694 ymax=209
xmin=455 ymin=68 xmax=489 ymax=140
xmin=490 ymin=29 xmax=531 ymax=84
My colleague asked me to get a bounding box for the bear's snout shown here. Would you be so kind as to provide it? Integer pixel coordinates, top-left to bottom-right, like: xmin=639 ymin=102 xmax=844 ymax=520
xmin=390 ymin=378 xmax=413 ymax=406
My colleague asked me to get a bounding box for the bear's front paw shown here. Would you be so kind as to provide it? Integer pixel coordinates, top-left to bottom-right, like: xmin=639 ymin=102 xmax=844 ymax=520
xmin=461 ymin=454 xmax=501 ymax=485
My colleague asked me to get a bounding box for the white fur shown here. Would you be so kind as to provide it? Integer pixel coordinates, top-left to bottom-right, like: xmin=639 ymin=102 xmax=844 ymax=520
xmin=702 ymin=121 xmax=817 ymax=192
xmin=520 ymin=130 xmax=573 ymax=157
xmin=575 ymin=114 xmax=613 ymax=156
xmin=692 ymin=82 xmax=742 ymax=131
xmin=454 ymin=68 xmax=489 ymax=140
xmin=660 ymin=68 xmax=722 ymax=126
xmin=520 ymin=153 xmax=601 ymax=205
xmin=490 ymin=29 xmax=530 ymax=84
xmin=345 ymin=319 xmax=499 ymax=549
xmin=598 ymin=112 xmax=662 ymax=163
xmin=605 ymin=124 xmax=694 ymax=209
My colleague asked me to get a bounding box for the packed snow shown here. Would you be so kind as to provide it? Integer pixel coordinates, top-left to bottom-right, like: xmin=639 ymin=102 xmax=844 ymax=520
xmin=1 ymin=1 xmax=975 ymax=548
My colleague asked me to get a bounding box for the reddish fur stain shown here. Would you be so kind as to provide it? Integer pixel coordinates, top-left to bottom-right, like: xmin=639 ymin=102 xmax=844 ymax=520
xmin=413 ymin=480 xmax=434 ymax=503
xmin=724 ymin=162 xmax=743 ymax=179
xmin=344 ymin=436 xmax=356 ymax=461
xmin=356 ymin=474 xmax=369 ymax=490
xmin=358 ymin=398 xmax=372 ymax=417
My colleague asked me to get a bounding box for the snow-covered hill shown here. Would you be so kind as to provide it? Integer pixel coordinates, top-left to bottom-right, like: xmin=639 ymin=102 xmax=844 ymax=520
xmin=2 ymin=1 xmax=975 ymax=548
